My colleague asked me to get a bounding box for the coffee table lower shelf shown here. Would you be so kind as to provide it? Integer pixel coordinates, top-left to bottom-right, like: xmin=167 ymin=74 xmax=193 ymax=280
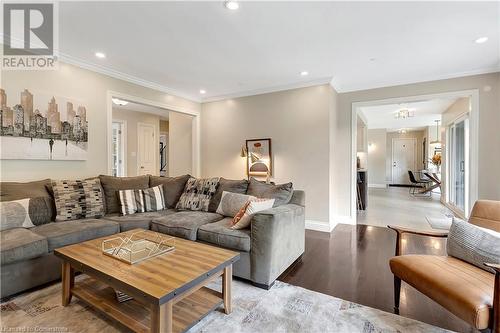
xmin=71 ymin=277 xmax=223 ymax=333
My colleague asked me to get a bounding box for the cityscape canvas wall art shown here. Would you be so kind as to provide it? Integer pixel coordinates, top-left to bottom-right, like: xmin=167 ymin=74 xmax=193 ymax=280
xmin=0 ymin=88 xmax=88 ymax=160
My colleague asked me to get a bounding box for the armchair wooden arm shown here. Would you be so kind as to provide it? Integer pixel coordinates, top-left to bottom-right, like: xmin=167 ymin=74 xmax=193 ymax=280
xmin=485 ymin=263 xmax=500 ymax=333
xmin=387 ymin=225 xmax=448 ymax=256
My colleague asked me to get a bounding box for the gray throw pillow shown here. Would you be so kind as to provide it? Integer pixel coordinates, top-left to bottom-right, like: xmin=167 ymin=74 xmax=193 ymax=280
xmin=149 ymin=175 xmax=190 ymax=208
xmin=52 ymin=179 xmax=105 ymax=221
xmin=447 ymin=219 xmax=500 ymax=273
xmin=0 ymin=199 xmax=36 ymax=231
xmin=99 ymin=175 xmax=150 ymax=214
xmin=246 ymin=178 xmax=293 ymax=207
xmin=1 ymin=179 xmax=56 ymax=221
xmin=176 ymin=177 xmax=220 ymax=212
xmin=216 ymin=191 xmax=256 ymax=217
xmin=208 ymin=178 xmax=249 ymax=212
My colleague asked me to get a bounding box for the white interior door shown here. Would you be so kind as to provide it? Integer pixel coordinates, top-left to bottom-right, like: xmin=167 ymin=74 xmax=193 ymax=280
xmin=137 ymin=122 xmax=156 ymax=175
xmin=392 ymin=138 xmax=416 ymax=184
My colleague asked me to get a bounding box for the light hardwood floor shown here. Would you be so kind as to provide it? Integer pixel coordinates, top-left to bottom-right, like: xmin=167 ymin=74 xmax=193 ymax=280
xmin=357 ymin=187 xmax=453 ymax=230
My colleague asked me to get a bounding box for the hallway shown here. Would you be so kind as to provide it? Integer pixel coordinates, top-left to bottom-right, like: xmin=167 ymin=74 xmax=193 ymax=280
xmin=357 ymin=187 xmax=453 ymax=231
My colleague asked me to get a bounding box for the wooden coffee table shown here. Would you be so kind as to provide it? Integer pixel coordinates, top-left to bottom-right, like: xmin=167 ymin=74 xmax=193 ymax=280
xmin=54 ymin=229 xmax=239 ymax=333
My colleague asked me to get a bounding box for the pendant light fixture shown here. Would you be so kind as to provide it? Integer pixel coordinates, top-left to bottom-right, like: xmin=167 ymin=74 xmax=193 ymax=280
xmin=430 ymin=120 xmax=441 ymax=145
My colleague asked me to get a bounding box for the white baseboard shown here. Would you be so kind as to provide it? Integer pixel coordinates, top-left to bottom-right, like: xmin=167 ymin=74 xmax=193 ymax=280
xmin=305 ymin=220 xmax=333 ymax=232
xmin=368 ymin=183 xmax=387 ymax=188
xmin=333 ymin=215 xmax=355 ymax=225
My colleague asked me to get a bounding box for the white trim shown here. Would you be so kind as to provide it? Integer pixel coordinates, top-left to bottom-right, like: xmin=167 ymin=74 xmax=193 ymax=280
xmin=59 ymin=53 xmax=200 ymax=103
xmin=351 ymin=89 xmax=479 ymax=224
xmin=334 ymin=215 xmax=355 ymax=226
xmin=106 ymin=90 xmax=200 ymax=177
xmin=391 ymin=137 xmax=417 ymax=184
xmin=334 ymin=67 xmax=500 ymax=93
xmin=202 ymin=77 xmax=332 ymax=103
xmin=305 ymin=220 xmax=332 ymax=233
xmin=368 ymin=183 xmax=387 ymax=188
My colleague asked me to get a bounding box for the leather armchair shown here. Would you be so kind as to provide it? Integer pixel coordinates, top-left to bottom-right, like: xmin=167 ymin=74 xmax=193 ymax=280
xmin=388 ymin=200 xmax=500 ymax=333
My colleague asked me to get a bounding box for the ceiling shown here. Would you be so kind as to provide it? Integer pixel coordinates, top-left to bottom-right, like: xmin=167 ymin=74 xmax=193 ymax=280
xmin=58 ymin=1 xmax=499 ymax=102
xmin=359 ymin=98 xmax=459 ymax=130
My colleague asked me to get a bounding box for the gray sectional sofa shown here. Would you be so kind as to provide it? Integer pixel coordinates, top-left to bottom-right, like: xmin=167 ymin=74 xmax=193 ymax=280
xmin=0 ymin=175 xmax=305 ymax=298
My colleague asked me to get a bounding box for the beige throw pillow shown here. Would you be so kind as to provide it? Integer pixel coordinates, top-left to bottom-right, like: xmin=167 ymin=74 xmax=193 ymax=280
xmin=216 ymin=191 xmax=256 ymax=217
xmin=231 ymin=198 xmax=275 ymax=230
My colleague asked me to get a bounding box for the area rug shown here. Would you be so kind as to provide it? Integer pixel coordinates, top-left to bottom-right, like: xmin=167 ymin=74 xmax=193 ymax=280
xmin=426 ymin=216 xmax=453 ymax=230
xmin=1 ymin=276 xmax=450 ymax=333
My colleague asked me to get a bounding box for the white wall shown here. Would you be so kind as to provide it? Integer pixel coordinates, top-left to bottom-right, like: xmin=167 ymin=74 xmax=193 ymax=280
xmin=1 ymin=62 xmax=200 ymax=181
xmin=201 ymin=84 xmax=334 ymax=226
xmin=112 ymin=108 xmax=161 ymax=177
xmin=366 ymin=129 xmax=387 ymax=186
xmin=168 ymin=111 xmax=193 ymax=176
xmin=335 ymin=72 xmax=500 ymax=219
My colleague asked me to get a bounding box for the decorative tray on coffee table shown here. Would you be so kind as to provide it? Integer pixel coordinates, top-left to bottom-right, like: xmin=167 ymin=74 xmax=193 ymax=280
xmin=102 ymin=230 xmax=175 ymax=264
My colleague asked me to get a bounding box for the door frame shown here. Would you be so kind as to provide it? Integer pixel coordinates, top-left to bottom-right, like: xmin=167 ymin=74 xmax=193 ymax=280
xmin=136 ymin=122 xmax=157 ymax=176
xmin=351 ymin=89 xmax=479 ymax=223
xmin=445 ymin=112 xmax=470 ymax=218
xmin=111 ymin=119 xmax=127 ymax=176
xmin=391 ymin=137 xmax=417 ymax=184
xmin=106 ymin=91 xmax=200 ymax=177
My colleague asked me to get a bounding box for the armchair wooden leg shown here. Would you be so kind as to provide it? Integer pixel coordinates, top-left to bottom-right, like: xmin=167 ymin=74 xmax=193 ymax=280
xmin=394 ymin=276 xmax=401 ymax=315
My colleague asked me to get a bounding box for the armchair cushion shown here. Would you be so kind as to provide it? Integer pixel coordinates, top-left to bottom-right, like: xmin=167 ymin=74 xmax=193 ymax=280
xmin=447 ymin=218 xmax=500 ymax=273
xmin=390 ymin=255 xmax=494 ymax=330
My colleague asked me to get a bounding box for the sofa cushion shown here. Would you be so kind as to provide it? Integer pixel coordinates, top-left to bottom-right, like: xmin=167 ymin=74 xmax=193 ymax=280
xmin=246 ymin=178 xmax=293 ymax=207
xmin=1 ymin=228 xmax=48 ymax=265
xmin=51 ymin=179 xmax=105 ymax=221
xmin=32 ymin=219 xmax=119 ymax=251
xmin=208 ymin=178 xmax=249 ymax=212
xmin=99 ymin=175 xmax=150 ymax=214
xmin=0 ymin=179 xmax=56 ymax=222
xmin=151 ymin=211 xmax=224 ymax=240
xmin=104 ymin=209 xmax=176 ymax=232
xmin=0 ymin=199 xmax=36 ymax=231
xmin=198 ymin=218 xmax=251 ymax=252
xmin=150 ymin=175 xmax=190 ymax=209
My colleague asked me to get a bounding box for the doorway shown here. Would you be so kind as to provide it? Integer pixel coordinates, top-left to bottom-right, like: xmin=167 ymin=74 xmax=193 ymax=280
xmin=447 ymin=114 xmax=469 ymax=217
xmin=111 ymin=120 xmax=126 ymax=177
xmin=391 ymin=138 xmax=416 ymax=185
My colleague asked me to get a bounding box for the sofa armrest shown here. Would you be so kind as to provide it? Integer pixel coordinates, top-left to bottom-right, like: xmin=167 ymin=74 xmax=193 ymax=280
xmin=484 ymin=263 xmax=500 ymax=333
xmin=387 ymin=225 xmax=448 ymax=256
xmin=250 ymin=204 xmax=305 ymax=286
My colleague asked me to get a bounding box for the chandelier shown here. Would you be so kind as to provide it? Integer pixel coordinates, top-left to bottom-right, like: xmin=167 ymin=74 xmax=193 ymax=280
xmin=394 ymin=109 xmax=414 ymax=119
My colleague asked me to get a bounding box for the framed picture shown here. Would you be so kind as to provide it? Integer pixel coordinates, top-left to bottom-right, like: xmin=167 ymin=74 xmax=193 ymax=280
xmin=246 ymin=138 xmax=272 ymax=177
xmin=0 ymin=88 xmax=88 ymax=160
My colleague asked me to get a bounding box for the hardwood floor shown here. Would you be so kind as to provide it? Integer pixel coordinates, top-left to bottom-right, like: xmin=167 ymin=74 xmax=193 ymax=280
xmin=279 ymin=224 xmax=476 ymax=333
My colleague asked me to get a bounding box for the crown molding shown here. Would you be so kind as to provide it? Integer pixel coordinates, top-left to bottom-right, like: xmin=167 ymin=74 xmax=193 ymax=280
xmin=58 ymin=52 xmax=201 ymax=103
xmin=335 ymin=66 xmax=500 ymax=93
xmin=201 ymin=77 xmax=333 ymax=103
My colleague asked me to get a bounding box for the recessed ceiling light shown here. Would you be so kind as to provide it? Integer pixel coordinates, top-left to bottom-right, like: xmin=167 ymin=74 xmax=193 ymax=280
xmin=112 ymin=98 xmax=128 ymax=106
xmin=200 ymin=89 xmax=206 ymax=94
xmin=95 ymin=52 xmax=106 ymax=59
xmin=224 ymin=1 xmax=239 ymax=10
xmin=475 ymin=36 xmax=488 ymax=44
xmin=300 ymin=71 xmax=309 ymax=76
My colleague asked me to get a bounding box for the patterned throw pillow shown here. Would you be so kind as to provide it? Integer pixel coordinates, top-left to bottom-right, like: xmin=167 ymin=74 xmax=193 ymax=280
xmin=0 ymin=199 xmax=36 ymax=231
xmin=231 ymin=198 xmax=275 ymax=230
xmin=118 ymin=189 xmax=146 ymax=215
xmin=52 ymin=179 xmax=105 ymax=221
xmin=176 ymin=177 xmax=220 ymax=212
xmin=143 ymin=185 xmax=166 ymax=212
xmin=216 ymin=191 xmax=256 ymax=217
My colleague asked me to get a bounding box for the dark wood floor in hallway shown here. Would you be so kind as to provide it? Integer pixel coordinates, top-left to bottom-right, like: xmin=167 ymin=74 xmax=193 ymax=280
xmin=279 ymin=224 xmax=475 ymax=333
